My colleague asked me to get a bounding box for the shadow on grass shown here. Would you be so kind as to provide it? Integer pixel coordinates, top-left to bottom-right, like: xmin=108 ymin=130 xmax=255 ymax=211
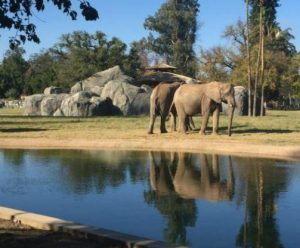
xmin=0 ymin=128 xmax=48 ymax=133
xmin=187 ymin=125 xmax=293 ymax=134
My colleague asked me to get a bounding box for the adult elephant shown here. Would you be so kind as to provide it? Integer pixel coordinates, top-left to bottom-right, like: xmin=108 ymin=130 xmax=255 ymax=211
xmin=148 ymin=81 xmax=196 ymax=134
xmin=173 ymin=81 xmax=235 ymax=136
xmin=148 ymin=151 xmax=235 ymax=202
xmin=173 ymin=153 xmax=235 ymax=201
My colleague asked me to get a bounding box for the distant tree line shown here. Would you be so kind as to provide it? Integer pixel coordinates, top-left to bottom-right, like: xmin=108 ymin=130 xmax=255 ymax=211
xmin=0 ymin=31 xmax=142 ymax=98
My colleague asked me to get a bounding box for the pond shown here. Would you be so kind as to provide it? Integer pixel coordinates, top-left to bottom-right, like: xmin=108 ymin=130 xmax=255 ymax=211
xmin=0 ymin=149 xmax=300 ymax=248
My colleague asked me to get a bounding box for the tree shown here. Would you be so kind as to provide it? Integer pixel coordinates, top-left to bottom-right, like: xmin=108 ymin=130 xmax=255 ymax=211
xmin=0 ymin=0 xmax=98 ymax=49
xmin=0 ymin=48 xmax=29 ymax=98
xmin=245 ymin=0 xmax=252 ymax=116
xmin=198 ymin=47 xmax=232 ymax=82
xmin=25 ymin=50 xmax=58 ymax=94
xmin=123 ymin=42 xmax=143 ymax=78
xmin=144 ymin=0 xmax=200 ymax=77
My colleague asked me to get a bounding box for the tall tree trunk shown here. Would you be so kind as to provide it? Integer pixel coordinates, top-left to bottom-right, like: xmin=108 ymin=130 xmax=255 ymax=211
xmin=260 ymin=6 xmax=265 ymax=116
xmin=245 ymin=0 xmax=252 ymax=116
xmin=253 ymin=5 xmax=263 ymax=117
xmin=260 ymin=29 xmax=265 ymax=116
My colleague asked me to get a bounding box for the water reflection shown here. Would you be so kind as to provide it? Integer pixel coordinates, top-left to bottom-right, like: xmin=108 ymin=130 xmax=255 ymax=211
xmin=235 ymin=157 xmax=288 ymax=248
xmin=0 ymin=149 xmax=298 ymax=248
xmin=147 ymin=151 xmax=288 ymax=247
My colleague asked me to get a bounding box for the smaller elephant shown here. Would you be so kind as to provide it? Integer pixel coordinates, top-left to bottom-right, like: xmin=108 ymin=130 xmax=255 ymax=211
xmin=148 ymin=82 xmax=182 ymax=134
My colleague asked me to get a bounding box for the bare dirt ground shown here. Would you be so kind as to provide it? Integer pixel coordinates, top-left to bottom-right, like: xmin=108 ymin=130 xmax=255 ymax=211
xmin=0 ymin=219 xmax=124 ymax=248
xmin=1 ymin=137 xmax=300 ymax=160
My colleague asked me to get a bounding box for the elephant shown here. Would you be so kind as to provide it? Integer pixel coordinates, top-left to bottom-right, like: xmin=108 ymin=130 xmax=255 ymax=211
xmin=172 ymin=153 xmax=235 ymax=201
xmin=148 ymin=82 xmax=195 ymax=134
xmin=148 ymin=151 xmax=235 ymax=202
xmin=173 ymin=81 xmax=235 ymax=136
xmin=149 ymin=151 xmax=175 ymax=196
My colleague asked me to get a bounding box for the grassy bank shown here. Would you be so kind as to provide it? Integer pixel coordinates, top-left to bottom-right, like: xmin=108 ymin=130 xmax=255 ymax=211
xmin=0 ymin=109 xmax=299 ymax=146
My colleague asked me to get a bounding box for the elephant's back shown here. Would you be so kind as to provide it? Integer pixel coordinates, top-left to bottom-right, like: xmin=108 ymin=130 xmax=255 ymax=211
xmin=174 ymin=84 xmax=202 ymax=115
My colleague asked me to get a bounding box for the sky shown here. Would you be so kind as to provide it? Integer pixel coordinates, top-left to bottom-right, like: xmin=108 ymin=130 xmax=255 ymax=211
xmin=0 ymin=0 xmax=299 ymax=60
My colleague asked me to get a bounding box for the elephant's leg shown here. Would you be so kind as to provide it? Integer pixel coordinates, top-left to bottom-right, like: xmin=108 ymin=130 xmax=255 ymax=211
xmin=186 ymin=116 xmax=195 ymax=131
xmin=160 ymin=115 xmax=168 ymax=133
xmin=179 ymin=114 xmax=187 ymax=133
xmin=148 ymin=113 xmax=156 ymax=134
xmin=171 ymin=113 xmax=177 ymax=131
xmin=212 ymin=107 xmax=220 ymax=135
xmin=175 ymin=104 xmax=187 ymax=133
xmin=170 ymin=106 xmax=177 ymax=132
xmin=200 ymin=110 xmax=210 ymax=135
xmin=211 ymin=154 xmax=220 ymax=180
xmin=185 ymin=116 xmax=191 ymax=131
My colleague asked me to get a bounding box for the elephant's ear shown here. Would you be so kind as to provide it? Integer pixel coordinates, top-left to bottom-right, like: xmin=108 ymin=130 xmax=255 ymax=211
xmin=205 ymin=83 xmax=222 ymax=103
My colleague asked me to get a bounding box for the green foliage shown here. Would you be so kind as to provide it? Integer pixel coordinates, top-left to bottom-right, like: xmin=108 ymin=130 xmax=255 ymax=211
xmin=144 ymin=0 xmax=200 ymax=77
xmin=0 ymin=30 xmax=143 ymax=96
xmin=198 ymin=0 xmax=299 ymax=102
xmin=0 ymin=0 xmax=98 ymax=49
xmin=25 ymin=51 xmax=58 ymax=94
xmin=0 ymin=48 xmax=29 ymax=98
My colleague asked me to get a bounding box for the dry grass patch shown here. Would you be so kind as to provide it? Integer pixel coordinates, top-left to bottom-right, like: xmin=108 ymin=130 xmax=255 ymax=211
xmin=0 ymin=110 xmax=299 ymax=146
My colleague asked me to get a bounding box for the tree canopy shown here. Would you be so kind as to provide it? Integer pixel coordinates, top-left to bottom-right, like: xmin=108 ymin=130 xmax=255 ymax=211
xmin=0 ymin=30 xmax=142 ymax=98
xmin=0 ymin=0 xmax=98 ymax=49
xmin=143 ymin=0 xmax=200 ymax=77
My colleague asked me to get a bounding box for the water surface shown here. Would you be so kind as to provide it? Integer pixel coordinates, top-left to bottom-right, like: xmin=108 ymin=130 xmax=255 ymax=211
xmin=0 ymin=149 xmax=299 ymax=248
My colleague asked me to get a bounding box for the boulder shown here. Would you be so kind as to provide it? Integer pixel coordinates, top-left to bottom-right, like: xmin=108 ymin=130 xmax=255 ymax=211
xmin=222 ymin=86 xmax=265 ymax=116
xmin=71 ymin=66 xmax=135 ymax=94
xmin=101 ymin=80 xmax=151 ymax=116
xmin=44 ymin=86 xmax=66 ymax=95
xmin=53 ymin=108 xmax=64 ymax=117
xmin=23 ymin=94 xmax=44 ymax=116
xmin=40 ymin=94 xmax=69 ymax=116
xmin=224 ymin=86 xmax=248 ymax=116
xmin=60 ymin=91 xmax=114 ymax=117
xmin=128 ymin=90 xmax=151 ymax=115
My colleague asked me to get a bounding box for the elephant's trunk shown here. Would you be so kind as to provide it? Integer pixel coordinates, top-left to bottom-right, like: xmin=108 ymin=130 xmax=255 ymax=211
xmin=228 ymin=104 xmax=235 ymax=136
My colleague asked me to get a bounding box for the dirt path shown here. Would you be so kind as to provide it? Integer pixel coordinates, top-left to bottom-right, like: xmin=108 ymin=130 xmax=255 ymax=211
xmin=1 ymin=137 xmax=300 ymax=160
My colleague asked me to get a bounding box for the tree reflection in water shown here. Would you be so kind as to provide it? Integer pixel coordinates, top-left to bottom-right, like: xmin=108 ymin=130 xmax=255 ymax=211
xmin=235 ymin=157 xmax=288 ymax=248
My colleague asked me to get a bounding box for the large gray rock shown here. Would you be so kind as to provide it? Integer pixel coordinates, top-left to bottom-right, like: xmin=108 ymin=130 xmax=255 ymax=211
xmin=60 ymin=91 xmax=113 ymax=117
xmin=127 ymin=86 xmax=151 ymax=115
xmin=222 ymin=86 xmax=265 ymax=116
xmin=23 ymin=66 xmax=151 ymax=117
xmin=71 ymin=66 xmax=135 ymax=94
xmin=44 ymin=86 xmax=66 ymax=95
xmin=101 ymin=80 xmax=151 ymax=116
xmin=23 ymin=94 xmax=44 ymax=116
xmin=40 ymin=94 xmax=69 ymax=116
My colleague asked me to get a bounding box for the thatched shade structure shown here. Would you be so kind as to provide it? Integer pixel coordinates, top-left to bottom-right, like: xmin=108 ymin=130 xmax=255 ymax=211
xmin=145 ymin=63 xmax=177 ymax=72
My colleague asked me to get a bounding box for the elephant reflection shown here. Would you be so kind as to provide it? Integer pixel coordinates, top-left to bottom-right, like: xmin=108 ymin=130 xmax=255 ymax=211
xmin=149 ymin=152 xmax=235 ymax=202
xmin=149 ymin=152 xmax=175 ymax=196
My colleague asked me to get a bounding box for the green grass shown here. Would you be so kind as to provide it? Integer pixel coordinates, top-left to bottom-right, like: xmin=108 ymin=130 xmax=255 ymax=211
xmin=0 ymin=108 xmax=23 ymax=115
xmin=0 ymin=110 xmax=299 ymax=146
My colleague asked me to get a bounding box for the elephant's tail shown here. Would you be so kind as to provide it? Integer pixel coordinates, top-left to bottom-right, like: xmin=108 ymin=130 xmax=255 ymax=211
xmin=168 ymin=101 xmax=177 ymax=116
xmin=166 ymin=102 xmax=175 ymax=121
